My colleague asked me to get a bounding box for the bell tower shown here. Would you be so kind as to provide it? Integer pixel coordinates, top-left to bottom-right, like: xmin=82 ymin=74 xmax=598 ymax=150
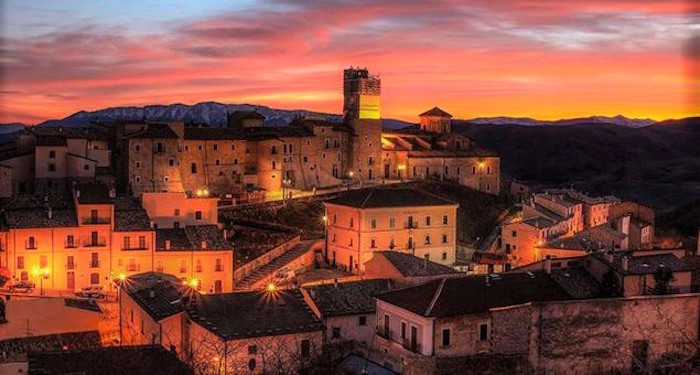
xmin=342 ymin=67 xmax=382 ymax=182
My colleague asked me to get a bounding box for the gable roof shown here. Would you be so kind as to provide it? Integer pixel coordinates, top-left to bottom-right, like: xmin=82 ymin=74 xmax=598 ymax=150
xmin=303 ymin=279 xmax=392 ymax=317
xmin=156 ymin=225 xmax=231 ymax=251
xmin=376 ymin=271 xmax=573 ymax=318
xmin=325 ymin=188 xmax=456 ymax=209
xmin=419 ymin=107 xmax=452 ymax=118
xmin=187 ymin=289 xmax=323 ymax=340
xmin=121 ymin=272 xmax=191 ymax=321
xmin=375 ymin=251 xmax=458 ymax=277
xmin=595 ymin=252 xmax=695 ymax=275
xmin=125 ymin=124 xmax=179 ymax=139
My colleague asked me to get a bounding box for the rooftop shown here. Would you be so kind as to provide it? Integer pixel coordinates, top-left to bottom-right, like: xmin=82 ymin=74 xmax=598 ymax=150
xmin=114 ymin=209 xmax=152 ymax=232
xmin=419 ymin=106 xmax=453 ymax=118
xmin=156 ymin=225 xmax=231 ymax=251
xmin=187 ymin=289 xmax=323 ymax=340
xmin=0 ymin=331 xmax=102 ymax=364
xmin=522 ymin=216 xmax=556 ymax=229
xmin=125 ymin=124 xmax=179 ymax=139
xmin=121 ymin=272 xmax=191 ymax=321
xmin=28 ymin=345 xmax=192 ymax=375
xmin=325 ymin=188 xmax=456 ymax=209
xmin=376 ymin=271 xmax=573 ymax=318
xmin=303 ymin=279 xmax=392 ymax=317
xmin=4 ymin=208 xmax=77 ymax=228
xmin=35 ymin=134 xmax=68 ymax=147
xmin=31 ymin=126 xmax=112 ymax=141
xmin=597 ymin=252 xmax=695 ymax=275
xmin=375 ymin=251 xmax=458 ymax=277
xmin=75 ymin=182 xmax=111 ymax=204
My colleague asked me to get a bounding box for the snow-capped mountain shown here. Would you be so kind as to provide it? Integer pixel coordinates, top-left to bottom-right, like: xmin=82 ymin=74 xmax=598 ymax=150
xmin=464 ymin=115 xmax=656 ymax=128
xmin=36 ymin=102 xmax=341 ymax=128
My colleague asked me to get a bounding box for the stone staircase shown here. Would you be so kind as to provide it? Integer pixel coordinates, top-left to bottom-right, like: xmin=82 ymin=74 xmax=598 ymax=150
xmin=236 ymin=240 xmax=320 ymax=289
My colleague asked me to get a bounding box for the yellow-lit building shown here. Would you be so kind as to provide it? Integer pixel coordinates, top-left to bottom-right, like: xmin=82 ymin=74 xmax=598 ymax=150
xmin=324 ymin=188 xmax=458 ymax=274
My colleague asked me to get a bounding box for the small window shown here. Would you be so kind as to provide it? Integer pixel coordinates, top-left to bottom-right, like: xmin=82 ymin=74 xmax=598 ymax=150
xmin=303 ymin=156 xmax=308 ymax=163
xmin=442 ymin=328 xmax=451 ymax=347
xmin=191 ymin=163 xmax=197 ymax=174
xmin=301 ymin=340 xmax=311 ymax=358
xmin=135 ymin=144 xmax=141 ymax=152
xmin=478 ymin=323 xmax=489 ymax=341
xmin=425 ymin=216 xmax=431 ymax=226
xmin=213 ymin=144 xmax=218 ymax=151
xmin=443 ymin=215 xmax=448 ymax=225
xmin=442 ymin=234 xmax=448 ymax=243
xmin=195 ymin=211 xmax=202 ymax=220
xmin=349 ymin=218 xmax=354 ymax=228
xmin=401 ymin=322 xmax=407 ymax=339
xmin=169 ymin=159 xmax=175 ymax=166
xmin=512 ymin=230 xmax=517 ymax=237
xmin=48 ymin=163 xmax=56 ymax=172
xmin=389 ymin=217 xmax=395 ymax=229
xmin=424 ymin=235 xmax=431 ymax=245
xmin=331 ymin=327 xmax=341 ymax=339
xmin=442 ymin=252 xmax=447 ymax=260
xmin=174 ymin=209 xmax=180 ymax=216
xmin=358 ymin=316 xmax=367 ymax=326
xmin=371 ymin=218 xmax=376 ymax=229
xmin=49 ymin=150 xmax=56 ymax=158
xmin=215 ymin=159 xmax=220 ymax=166
xmin=370 ymin=238 xmax=376 ymax=248
xmin=84 ymin=164 xmax=89 ymax=171
xmin=135 ymin=176 xmax=141 ymax=183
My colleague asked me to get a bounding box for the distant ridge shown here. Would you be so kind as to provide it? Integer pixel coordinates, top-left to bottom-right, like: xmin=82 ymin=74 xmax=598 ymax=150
xmin=463 ymin=115 xmax=656 ymax=128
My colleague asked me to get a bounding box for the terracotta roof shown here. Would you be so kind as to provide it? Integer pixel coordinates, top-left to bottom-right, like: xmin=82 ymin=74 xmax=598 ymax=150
xmin=4 ymin=208 xmax=78 ymax=228
xmin=596 ymin=252 xmax=695 ymax=275
xmin=121 ymin=272 xmax=191 ymax=321
xmin=376 ymin=271 xmax=573 ymax=318
xmin=35 ymin=134 xmax=67 ymax=146
xmin=375 ymin=251 xmax=458 ymax=277
xmin=522 ymin=216 xmax=556 ymax=229
xmin=125 ymin=124 xmax=179 ymax=139
xmin=184 ymin=127 xmax=246 ymax=140
xmin=28 ymin=345 xmax=192 ymax=375
xmin=75 ymin=182 xmax=111 ymax=204
xmin=156 ymin=225 xmax=231 ymax=251
xmin=187 ymin=289 xmax=323 ymax=340
xmin=325 ymin=188 xmax=456 ymax=209
xmin=114 ymin=210 xmax=152 ymax=232
xmin=303 ymin=279 xmax=392 ymax=317
xmin=0 ymin=331 xmax=102 ymax=364
xmin=31 ymin=126 xmax=111 ymax=141
xmin=419 ymin=107 xmax=452 ymax=118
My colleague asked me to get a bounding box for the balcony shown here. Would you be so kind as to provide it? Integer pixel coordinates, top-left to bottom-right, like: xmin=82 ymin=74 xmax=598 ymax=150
xmin=127 ymin=264 xmax=141 ymax=272
xmin=179 ymin=267 xmax=187 ymax=274
xmin=376 ymin=326 xmax=392 ymax=340
xmin=66 ymin=262 xmax=76 ymax=270
xmin=25 ymin=241 xmax=37 ymax=250
xmin=82 ymin=218 xmax=111 ymax=225
xmin=195 ymin=266 xmax=202 ymax=273
xmin=402 ymin=339 xmax=421 ymax=354
xmin=90 ymin=260 xmax=101 ymax=268
xmin=404 ymin=223 xmax=418 ymax=229
xmin=84 ymin=238 xmax=107 ymax=247
xmin=215 ymin=265 xmax=224 ymax=272
xmin=122 ymin=245 xmax=148 ymax=251
xmin=155 ymin=267 xmax=164 ymax=273
xmin=64 ymin=241 xmax=78 ymax=249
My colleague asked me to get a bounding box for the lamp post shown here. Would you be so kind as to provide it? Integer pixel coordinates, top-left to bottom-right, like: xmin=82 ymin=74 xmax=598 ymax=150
xmin=322 ymin=214 xmax=328 ymax=262
xmin=347 ymin=171 xmax=354 ymax=190
xmin=32 ymin=268 xmax=50 ymax=296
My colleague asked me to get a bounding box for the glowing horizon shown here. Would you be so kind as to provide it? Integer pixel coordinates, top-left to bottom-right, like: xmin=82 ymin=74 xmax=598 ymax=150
xmin=1 ymin=0 xmax=698 ymax=125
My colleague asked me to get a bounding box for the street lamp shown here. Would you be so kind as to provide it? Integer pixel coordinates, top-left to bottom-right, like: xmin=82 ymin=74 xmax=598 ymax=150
xmin=322 ymin=215 xmax=329 ymax=262
xmin=347 ymin=171 xmax=354 ymax=190
xmin=32 ymin=267 xmax=50 ymax=296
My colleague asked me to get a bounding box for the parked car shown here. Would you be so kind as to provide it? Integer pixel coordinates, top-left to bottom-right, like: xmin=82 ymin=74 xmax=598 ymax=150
xmin=9 ymin=280 xmax=35 ymax=293
xmin=75 ymin=285 xmax=105 ymax=299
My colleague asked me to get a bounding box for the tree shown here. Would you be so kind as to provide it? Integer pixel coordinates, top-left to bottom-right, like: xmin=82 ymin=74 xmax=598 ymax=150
xmin=600 ymin=269 xmax=621 ymax=297
xmin=650 ymin=266 xmax=677 ymax=295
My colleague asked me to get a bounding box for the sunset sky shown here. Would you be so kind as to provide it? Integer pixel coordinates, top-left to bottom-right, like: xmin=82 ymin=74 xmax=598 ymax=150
xmin=1 ymin=0 xmax=698 ymax=124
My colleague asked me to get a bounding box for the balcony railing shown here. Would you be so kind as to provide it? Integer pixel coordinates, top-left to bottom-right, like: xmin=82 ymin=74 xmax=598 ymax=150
xmin=90 ymin=260 xmax=101 ymax=268
xmin=65 ymin=241 xmax=78 ymax=249
xmin=179 ymin=267 xmax=187 ymax=274
xmin=402 ymin=340 xmax=421 ymax=353
xmin=66 ymin=262 xmax=76 ymax=270
xmin=25 ymin=241 xmax=37 ymax=249
xmin=122 ymin=245 xmax=148 ymax=251
xmin=404 ymin=223 xmax=418 ymax=229
xmin=195 ymin=266 xmax=202 ymax=273
xmin=215 ymin=265 xmax=224 ymax=272
xmin=376 ymin=326 xmax=392 ymax=340
xmin=82 ymin=218 xmax=111 ymax=225
xmin=155 ymin=267 xmax=164 ymax=273
xmin=84 ymin=238 xmax=107 ymax=247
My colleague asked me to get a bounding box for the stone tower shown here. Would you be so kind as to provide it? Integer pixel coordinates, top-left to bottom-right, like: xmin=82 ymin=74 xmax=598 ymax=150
xmin=343 ymin=67 xmax=382 ymax=182
xmin=419 ymin=107 xmax=453 ymax=133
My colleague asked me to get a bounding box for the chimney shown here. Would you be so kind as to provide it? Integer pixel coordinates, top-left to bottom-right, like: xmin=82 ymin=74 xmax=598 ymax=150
xmin=544 ymin=256 xmax=552 ymax=274
xmin=165 ymin=240 xmax=171 ymax=250
xmin=47 ymin=207 xmax=53 ymax=220
xmin=621 ymin=256 xmax=629 ymax=272
xmin=149 ymin=289 xmax=156 ymax=299
xmin=223 ymin=229 xmax=228 ymax=240
xmin=76 ymin=190 xmax=81 ymax=199
xmin=333 ymin=278 xmax=338 ymax=288
xmin=109 ymin=188 xmax=116 ymax=199
xmin=201 ymin=241 xmax=207 ymax=249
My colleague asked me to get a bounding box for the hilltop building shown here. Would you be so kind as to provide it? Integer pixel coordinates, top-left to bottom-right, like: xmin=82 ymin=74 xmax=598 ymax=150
xmin=0 ymin=68 xmax=500 ymax=200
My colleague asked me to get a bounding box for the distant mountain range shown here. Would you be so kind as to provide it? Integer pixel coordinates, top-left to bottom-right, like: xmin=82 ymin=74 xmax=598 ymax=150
xmin=0 ymin=102 xmax=670 ymax=134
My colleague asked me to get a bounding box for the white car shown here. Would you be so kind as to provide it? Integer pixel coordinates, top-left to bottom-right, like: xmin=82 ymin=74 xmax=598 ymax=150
xmin=75 ymin=285 xmax=106 ymax=299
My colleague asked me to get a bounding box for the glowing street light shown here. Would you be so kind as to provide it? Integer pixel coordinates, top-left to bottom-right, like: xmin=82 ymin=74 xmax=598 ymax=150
xmin=266 ymin=282 xmax=277 ymax=292
xmin=118 ymin=273 xmax=126 ymax=281
xmin=32 ymin=267 xmax=50 ymax=295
